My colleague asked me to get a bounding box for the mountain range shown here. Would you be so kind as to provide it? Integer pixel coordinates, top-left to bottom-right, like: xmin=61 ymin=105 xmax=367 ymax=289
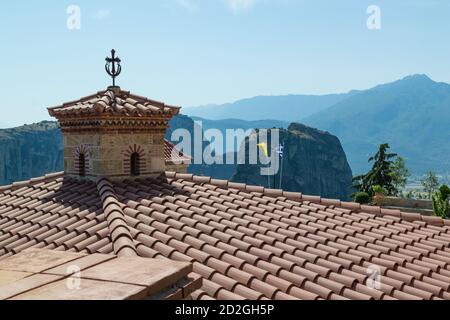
xmin=1 ymin=74 xmax=448 ymax=179
xmin=186 ymin=74 xmax=450 ymax=175
xmin=184 ymin=93 xmax=356 ymax=122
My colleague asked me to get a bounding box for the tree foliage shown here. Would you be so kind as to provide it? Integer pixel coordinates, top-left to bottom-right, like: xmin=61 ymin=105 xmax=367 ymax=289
xmin=432 ymin=185 xmax=450 ymax=218
xmin=352 ymin=143 xmax=399 ymax=196
xmin=421 ymin=171 xmax=440 ymax=199
xmin=372 ymin=185 xmax=386 ymax=195
xmin=390 ymin=156 xmax=410 ymax=195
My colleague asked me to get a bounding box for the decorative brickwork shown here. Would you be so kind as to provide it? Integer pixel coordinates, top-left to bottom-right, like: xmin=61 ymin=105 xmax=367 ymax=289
xmin=73 ymin=145 xmax=91 ymax=176
xmin=123 ymin=144 xmax=147 ymax=176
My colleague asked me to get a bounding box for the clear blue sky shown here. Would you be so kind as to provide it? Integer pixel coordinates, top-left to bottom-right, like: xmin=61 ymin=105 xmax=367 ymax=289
xmin=1 ymin=0 xmax=449 ymax=127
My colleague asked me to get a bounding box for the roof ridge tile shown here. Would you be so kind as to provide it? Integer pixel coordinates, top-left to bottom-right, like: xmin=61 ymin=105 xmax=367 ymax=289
xmin=96 ymin=178 xmax=137 ymax=257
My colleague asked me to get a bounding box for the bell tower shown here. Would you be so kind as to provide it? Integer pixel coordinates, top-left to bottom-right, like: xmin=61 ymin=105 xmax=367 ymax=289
xmin=48 ymin=50 xmax=180 ymax=180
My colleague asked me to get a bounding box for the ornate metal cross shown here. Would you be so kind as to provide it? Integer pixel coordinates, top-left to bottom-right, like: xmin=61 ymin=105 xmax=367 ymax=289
xmin=105 ymin=49 xmax=122 ymax=87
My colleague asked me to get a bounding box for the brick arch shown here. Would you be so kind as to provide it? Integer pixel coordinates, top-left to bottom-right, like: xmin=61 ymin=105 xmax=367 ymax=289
xmin=123 ymin=144 xmax=147 ymax=175
xmin=73 ymin=145 xmax=91 ymax=176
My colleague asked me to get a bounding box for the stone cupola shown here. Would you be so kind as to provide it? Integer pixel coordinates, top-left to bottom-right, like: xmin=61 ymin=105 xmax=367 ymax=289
xmin=48 ymin=52 xmax=181 ymax=181
xmin=48 ymin=88 xmax=180 ymax=180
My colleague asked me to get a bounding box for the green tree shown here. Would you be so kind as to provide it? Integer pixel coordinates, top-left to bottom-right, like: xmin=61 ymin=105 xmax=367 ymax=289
xmin=421 ymin=171 xmax=439 ymax=199
xmin=432 ymin=185 xmax=450 ymax=218
xmin=352 ymin=143 xmax=398 ymax=196
xmin=390 ymin=156 xmax=410 ymax=195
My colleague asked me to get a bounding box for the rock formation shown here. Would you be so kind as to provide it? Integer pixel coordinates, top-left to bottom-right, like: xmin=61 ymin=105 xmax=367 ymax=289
xmin=0 ymin=121 xmax=63 ymax=185
xmin=231 ymin=123 xmax=353 ymax=200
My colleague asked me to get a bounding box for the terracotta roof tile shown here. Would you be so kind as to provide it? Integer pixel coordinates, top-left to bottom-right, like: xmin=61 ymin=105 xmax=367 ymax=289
xmin=2 ymin=172 xmax=450 ymax=299
xmin=48 ymin=90 xmax=180 ymax=118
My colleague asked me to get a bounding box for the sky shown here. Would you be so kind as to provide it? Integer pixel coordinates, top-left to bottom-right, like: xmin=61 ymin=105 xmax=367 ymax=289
xmin=0 ymin=0 xmax=450 ymax=127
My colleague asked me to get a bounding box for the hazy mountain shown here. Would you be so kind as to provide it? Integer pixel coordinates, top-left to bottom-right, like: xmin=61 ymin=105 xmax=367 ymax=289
xmin=2 ymin=74 xmax=448 ymax=182
xmin=186 ymin=74 xmax=450 ymax=175
xmin=303 ymin=74 xmax=450 ymax=175
xmin=191 ymin=117 xmax=289 ymax=132
xmin=184 ymin=93 xmax=355 ymax=121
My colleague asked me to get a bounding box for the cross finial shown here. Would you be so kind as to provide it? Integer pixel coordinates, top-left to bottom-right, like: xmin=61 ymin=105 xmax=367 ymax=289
xmin=105 ymin=49 xmax=122 ymax=88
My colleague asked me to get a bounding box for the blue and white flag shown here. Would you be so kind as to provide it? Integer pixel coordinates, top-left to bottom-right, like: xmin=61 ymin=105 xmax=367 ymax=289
xmin=276 ymin=144 xmax=284 ymax=158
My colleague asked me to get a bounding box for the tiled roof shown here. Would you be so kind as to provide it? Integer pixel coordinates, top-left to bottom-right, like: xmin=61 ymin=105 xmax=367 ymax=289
xmin=1 ymin=172 xmax=450 ymax=300
xmin=48 ymin=89 xmax=180 ymax=118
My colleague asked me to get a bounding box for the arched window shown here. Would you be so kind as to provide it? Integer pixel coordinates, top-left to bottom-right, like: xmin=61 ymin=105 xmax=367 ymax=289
xmin=130 ymin=152 xmax=140 ymax=176
xmin=79 ymin=153 xmax=86 ymax=177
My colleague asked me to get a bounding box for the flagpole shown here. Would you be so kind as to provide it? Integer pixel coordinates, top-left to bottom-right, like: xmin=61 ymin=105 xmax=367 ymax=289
xmin=268 ymin=147 xmax=272 ymax=189
xmin=277 ymin=143 xmax=284 ymax=189
xmin=279 ymin=153 xmax=283 ymax=189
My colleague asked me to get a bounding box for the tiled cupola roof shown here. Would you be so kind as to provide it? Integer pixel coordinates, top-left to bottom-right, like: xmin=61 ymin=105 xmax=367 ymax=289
xmin=1 ymin=172 xmax=450 ymax=300
xmin=48 ymin=89 xmax=180 ymax=119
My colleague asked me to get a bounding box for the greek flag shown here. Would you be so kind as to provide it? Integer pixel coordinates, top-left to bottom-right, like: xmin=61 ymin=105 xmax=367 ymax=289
xmin=276 ymin=144 xmax=284 ymax=158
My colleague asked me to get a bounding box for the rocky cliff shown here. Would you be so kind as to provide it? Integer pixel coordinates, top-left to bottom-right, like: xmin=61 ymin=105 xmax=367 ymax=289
xmin=0 ymin=121 xmax=63 ymax=185
xmin=231 ymin=123 xmax=353 ymax=200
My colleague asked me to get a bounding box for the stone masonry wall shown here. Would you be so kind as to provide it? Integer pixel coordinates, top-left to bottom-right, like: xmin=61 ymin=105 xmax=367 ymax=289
xmin=64 ymin=131 xmax=166 ymax=179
